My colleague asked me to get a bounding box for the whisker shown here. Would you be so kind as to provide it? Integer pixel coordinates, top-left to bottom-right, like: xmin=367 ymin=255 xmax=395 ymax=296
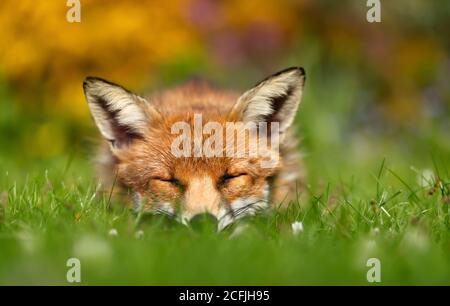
xmin=222 ymin=199 xmax=269 ymax=220
xmin=234 ymin=204 xmax=264 ymax=219
xmin=154 ymin=208 xmax=176 ymax=218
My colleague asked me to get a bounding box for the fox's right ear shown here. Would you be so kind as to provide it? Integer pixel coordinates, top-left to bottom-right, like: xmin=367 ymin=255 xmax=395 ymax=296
xmin=83 ymin=77 xmax=155 ymax=149
xmin=230 ymin=67 xmax=305 ymax=134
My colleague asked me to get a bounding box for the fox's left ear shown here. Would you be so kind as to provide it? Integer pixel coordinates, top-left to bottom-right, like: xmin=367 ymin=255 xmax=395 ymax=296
xmin=230 ymin=67 xmax=305 ymax=133
xmin=83 ymin=77 xmax=156 ymax=149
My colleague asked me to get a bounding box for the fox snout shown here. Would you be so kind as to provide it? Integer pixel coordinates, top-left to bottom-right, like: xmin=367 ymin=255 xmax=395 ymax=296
xmin=176 ymin=176 xmax=235 ymax=231
xmin=182 ymin=177 xmax=221 ymax=221
xmin=188 ymin=213 xmax=220 ymax=232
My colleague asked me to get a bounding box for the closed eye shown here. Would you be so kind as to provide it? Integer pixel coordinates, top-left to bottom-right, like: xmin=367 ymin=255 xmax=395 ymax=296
xmin=219 ymin=173 xmax=247 ymax=185
xmin=153 ymin=177 xmax=183 ymax=189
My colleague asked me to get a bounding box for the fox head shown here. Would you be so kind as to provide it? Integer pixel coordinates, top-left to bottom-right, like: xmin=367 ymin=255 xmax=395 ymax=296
xmin=83 ymin=67 xmax=305 ymax=230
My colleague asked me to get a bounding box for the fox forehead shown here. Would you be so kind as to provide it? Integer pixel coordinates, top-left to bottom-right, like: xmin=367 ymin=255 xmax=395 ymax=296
xmin=149 ymin=81 xmax=239 ymax=116
xmin=115 ymin=88 xmax=277 ymax=181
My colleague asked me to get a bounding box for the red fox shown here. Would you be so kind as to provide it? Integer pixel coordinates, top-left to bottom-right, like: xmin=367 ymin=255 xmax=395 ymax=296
xmin=83 ymin=67 xmax=306 ymax=230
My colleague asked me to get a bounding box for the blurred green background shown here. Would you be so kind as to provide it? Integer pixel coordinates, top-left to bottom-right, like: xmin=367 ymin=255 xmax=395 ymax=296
xmin=0 ymin=0 xmax=448 ymax=166
xmin=0 ymin=0 xmax=449 ymax=285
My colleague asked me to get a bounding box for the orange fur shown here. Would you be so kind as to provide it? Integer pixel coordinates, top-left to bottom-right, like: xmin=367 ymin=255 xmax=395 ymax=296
xmin=85 ymin=68 xmax=306 ymax=227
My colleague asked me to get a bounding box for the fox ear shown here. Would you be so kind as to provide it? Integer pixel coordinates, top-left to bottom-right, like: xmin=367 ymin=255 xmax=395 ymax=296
xmin=230 ymin=67 xmax=305 ymax=133
xmin=83 ymin=77 xmax=150 ymax=148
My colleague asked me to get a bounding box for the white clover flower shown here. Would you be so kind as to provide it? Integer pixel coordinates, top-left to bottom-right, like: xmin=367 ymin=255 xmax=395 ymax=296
xmin=74 ymin=235 xmax=112 ymax=262
xmin=403 ymin=228 xmax=429 ymax=251
xmin=17 ymin=230 xmax=40 ymax=254
xmin=135 ymin=230 xmax=144 ymax=239
xmin=417 ymin=168 xmax=435 ymax=188
xmin=371 ymin=227 xmax=380 ymax=236
xmin=229 ymin=224 xmax=249 ymax=239
xmin=108 ymin=228 xmax=118 ymax=237
xmin=355 ymin=239 xmax=378 ymax=267
xmin=291 ymin=221 xmax=304 ymax=235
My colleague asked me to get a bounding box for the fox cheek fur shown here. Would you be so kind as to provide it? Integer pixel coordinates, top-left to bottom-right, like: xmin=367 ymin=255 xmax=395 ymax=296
xmin=83 ymin=67 xmax=306 ymax=229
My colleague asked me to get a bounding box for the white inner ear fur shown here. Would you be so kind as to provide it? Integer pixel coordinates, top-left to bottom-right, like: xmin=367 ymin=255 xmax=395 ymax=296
xmin=233 ymin=68 xmax=305 ymax=132
xmin=83 ymin=78 xmax=148 ymax=143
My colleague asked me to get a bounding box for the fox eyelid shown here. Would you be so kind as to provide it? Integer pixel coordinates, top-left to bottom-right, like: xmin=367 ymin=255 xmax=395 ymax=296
xmin=218 ymin=173 xmax=247 ymax=185
xmin=153 ymin=177 xmax=184 ymax=189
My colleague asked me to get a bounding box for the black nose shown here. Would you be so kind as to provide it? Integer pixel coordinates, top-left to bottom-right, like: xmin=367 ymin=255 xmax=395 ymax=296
xmin=189 ymin=213 xmax=218 ymax=232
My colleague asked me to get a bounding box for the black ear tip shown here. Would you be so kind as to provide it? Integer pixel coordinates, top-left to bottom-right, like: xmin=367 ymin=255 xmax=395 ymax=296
xmin=296 ymin=67 xmax=305 ymax=76
xmin=271 ymin=66 xmax=306 ymax=79
xmin=286 ymin=66 xmax=305 ymax=77
xmin=83 ymin=76 xmax=101 ymax=90
xmin=83 ymin=76 xmax=127 ymax=92
xmin=279 ymin=67 xmax=306 ymax=86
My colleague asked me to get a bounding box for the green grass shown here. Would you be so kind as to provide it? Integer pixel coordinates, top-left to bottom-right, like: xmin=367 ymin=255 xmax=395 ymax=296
xmin=0 ymin=150 xmax=449 ymax=285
